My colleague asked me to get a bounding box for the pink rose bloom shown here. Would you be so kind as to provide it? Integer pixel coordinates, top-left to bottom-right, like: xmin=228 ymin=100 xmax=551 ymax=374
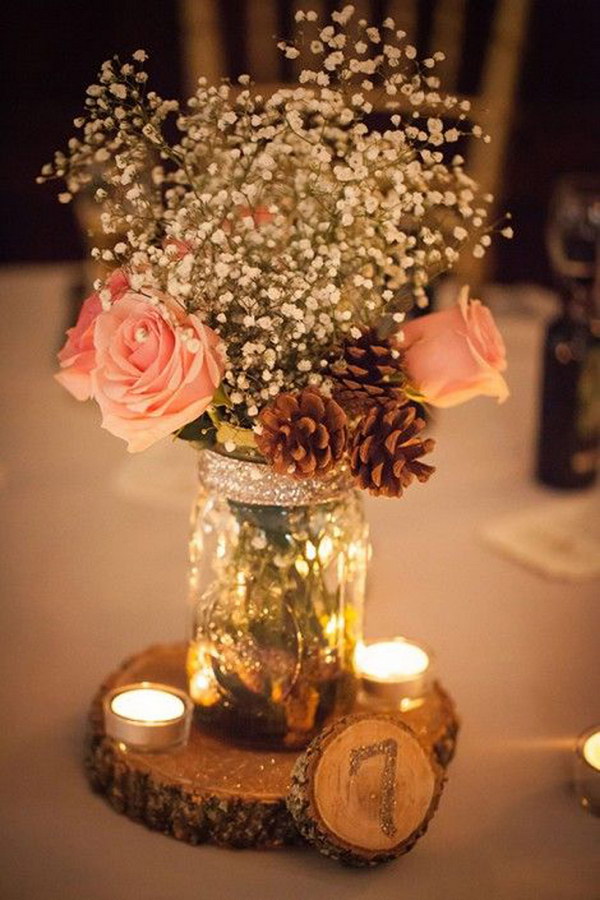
xmin=401 ymin=286 xmax=509 ymax=408
xmin=55 ymin=270 xmax=129 ymax=400
xmin=91 ymin=292 xmax=224 ymax=452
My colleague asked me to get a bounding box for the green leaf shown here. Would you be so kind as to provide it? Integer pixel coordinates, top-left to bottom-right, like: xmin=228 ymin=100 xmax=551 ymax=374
xmin=404 ymin=384 xmax=429 ymax=404
xmin=175 ymin=412 xmax=216 ymax=447
xmin=216 ymin=421 xmax=258 ymax=449
xmin=212 ymin=383 xmax=233 ymax=408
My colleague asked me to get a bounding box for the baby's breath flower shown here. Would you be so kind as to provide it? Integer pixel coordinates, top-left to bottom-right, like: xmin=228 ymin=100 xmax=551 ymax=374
xmin=41 ymin=15 xmax=501 ymax=428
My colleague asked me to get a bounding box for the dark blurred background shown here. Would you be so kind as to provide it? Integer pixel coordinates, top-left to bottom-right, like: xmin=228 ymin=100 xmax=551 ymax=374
xmin=1 ymin=0 xmax=599 ymax=286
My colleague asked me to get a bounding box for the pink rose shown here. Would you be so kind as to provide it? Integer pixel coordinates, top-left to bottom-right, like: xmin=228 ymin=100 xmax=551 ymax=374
xmin=91 ymin=292 xmax=224 ymax=452
xmin=55 ymin=270 xmax=129 ymax=400
xmin=401 ymin=286 xmax=509 ymax=407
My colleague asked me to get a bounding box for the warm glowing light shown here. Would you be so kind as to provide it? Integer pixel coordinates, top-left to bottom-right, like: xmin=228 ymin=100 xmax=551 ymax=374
xmin=355 ymin=639 xmax=430 ymax=681
xmin=295 ymin=558 xmax=310 ymax=577
xmin=110 ymin=688 xmax=185 ymax=723
xmin=189 ymin=669 xmax=220 ymax=706
xmin=305 ymin=541 xmax=317 ymax=561
xmin=583 ymin=731 xmax=600 ymax=771
xmin=324 ymin=613 xmax=339 ymax=638
xmin=187 ymin=641 xmax=221 ymax=706
xmin=318 ymin=535 xmax=334 ymax=565
xmin=355 ymin=638 xmax=433 ymax=707
xmin=104 ymin=682 xmax=193 ymax=751
xmin=234 ymin=571 xmax=247 ymax=600
xmin=574 ymin=725 xmax=600 ymax=816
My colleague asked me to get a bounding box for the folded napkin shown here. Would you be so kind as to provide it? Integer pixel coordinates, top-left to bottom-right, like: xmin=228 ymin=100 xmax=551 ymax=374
xmin=482 ymin=492 xmax=600 ymax=581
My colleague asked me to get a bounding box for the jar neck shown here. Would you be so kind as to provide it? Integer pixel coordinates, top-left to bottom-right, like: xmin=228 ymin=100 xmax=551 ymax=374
xmin=197 ymin=448 xmax=354 ymax=507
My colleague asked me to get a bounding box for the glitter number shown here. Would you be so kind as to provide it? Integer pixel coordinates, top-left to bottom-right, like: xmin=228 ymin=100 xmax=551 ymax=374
xmin=349 ymin=738 xmax=398 ymax=838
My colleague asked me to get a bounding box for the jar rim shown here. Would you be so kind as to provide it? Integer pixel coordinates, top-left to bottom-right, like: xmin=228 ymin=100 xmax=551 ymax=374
xmin=197 ymin=448 xmax=354 ymax=506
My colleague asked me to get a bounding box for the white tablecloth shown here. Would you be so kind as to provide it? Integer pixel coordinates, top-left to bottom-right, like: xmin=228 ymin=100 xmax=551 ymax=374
xmin=1 ymin=265 xmax=598 ymax=900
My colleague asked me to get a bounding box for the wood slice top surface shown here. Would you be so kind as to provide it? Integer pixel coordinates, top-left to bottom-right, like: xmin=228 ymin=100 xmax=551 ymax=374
xmin=90 ymin=642 xmax=297 ymax=801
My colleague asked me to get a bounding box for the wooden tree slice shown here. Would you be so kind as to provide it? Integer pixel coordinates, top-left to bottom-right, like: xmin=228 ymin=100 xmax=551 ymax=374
xmin=86 ymin=643 xmax=299 ymax=849
xmin=287 ymin=714 xmax=445 ymax=867
xmin=86 ymin=643 xmax=458 ymax=853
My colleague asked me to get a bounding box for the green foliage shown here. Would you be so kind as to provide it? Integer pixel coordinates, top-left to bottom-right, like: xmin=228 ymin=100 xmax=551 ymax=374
xmin=175 ymin=413 xmax=216 ymax=448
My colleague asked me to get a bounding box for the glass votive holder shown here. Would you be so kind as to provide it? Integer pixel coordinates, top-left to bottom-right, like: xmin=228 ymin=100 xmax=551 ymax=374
xmin=354 ymin=637 xmax=435 ymax=712
xmin=103 ymin=682 xmax=193 ymax=752
xmin=573 ymin=725 xmax=600 ymax=816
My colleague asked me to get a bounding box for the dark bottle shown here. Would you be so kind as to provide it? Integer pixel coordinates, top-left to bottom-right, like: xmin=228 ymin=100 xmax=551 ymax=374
xmin=536 ymin=294 xmax=599 ymax=489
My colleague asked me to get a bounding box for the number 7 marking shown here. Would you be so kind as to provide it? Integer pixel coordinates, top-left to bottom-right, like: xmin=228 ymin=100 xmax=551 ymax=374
xmin=349 ymin=738 xmax=398 ymax=838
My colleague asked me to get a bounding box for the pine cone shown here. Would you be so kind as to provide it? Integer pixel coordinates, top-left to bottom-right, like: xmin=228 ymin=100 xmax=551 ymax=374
xmin=350 ymin=402 xmax=435 ymax=497
xmin=256 ymin=389 xmax=348 ymax=479
xmin=331 ymin=328 xmax=406 ymax=416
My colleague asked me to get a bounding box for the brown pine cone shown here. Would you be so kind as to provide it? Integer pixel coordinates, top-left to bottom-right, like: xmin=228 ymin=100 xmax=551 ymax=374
xmin=256 ymin=389 xmax=348 ymax=479
xmin=350 ymin=402 xmax=435 ymax=498
xmin=331 ymin=328 xmax=406 ymax=416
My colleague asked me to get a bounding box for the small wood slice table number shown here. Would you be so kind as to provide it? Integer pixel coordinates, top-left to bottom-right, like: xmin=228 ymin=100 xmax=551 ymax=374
xmin=287 ymin=715 xmax=444 ymax=867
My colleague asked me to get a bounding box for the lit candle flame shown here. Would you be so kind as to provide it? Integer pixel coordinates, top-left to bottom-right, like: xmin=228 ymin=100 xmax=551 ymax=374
xmin=583 ymin=731 xmax=600 ymax=771
xmin=355 ymin=639 xmax=429 ymax=682
xmin=110 ymin=688 xmax=185 ymax=723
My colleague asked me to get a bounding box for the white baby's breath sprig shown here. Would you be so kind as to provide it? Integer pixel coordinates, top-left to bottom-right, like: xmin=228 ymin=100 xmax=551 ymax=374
xmin=41 ymin=8 xmax=504 ymax=431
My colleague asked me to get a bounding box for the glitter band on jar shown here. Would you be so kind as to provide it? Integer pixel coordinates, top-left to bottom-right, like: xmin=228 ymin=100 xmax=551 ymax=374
xmin=197 ymin=448 xmax=353 ymax=507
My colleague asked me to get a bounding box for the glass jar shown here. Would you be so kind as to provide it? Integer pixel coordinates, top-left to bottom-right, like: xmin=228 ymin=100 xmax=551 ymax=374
xmin=187 ymin=450 xmax=369 ymax=749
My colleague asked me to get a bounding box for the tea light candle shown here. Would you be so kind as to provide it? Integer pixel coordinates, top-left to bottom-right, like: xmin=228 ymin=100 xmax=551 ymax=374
xmin=103 ymin=682 xmax=193 ymax=751
xmin=574 ymin=725 xmax=600 ymax=815
xmin=355 ymin=638 xmax=434 ymax=709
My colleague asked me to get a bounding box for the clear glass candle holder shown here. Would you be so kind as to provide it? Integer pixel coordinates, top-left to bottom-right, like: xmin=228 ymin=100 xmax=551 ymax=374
xmin=355 ymin=637 xmax=435 ymax=712
xmin=573 ymin=725 xmax=600 ymax=816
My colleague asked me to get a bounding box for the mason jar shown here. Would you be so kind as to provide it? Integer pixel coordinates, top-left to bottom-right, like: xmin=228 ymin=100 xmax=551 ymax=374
xmin=186 ymin=449 xmax=369 ymax=749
